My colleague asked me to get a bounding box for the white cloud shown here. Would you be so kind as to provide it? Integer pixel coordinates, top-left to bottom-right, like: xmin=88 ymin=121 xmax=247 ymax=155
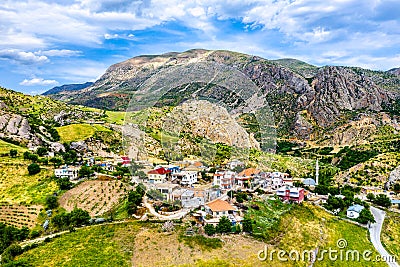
xmin=19 ymin=77 xmax=59 ymax=86
xmin=37 ymin=49 xmax=81 ymax=57
xmin=0 ymin=49 xmax=48 ymax=64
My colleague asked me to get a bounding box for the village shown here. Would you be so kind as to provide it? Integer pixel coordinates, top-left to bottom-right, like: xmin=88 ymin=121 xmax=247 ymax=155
xmin=53 ymin=155 xmax=400 ymax=230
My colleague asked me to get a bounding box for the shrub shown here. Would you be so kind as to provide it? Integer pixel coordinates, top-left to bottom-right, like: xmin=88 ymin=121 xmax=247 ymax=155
xmin=204 ymin=224 xmax=216 ymax=236
xmin=356 ymin=208 xmax=376 ymax=224
xmin=45 ymin=195 xmax=59 ymax=209
xmin=242 ymin=217 xmax=253 ymax=233
xmin=216 ymin=216 xmax=232 ymax=234
xmin=9 ymin=149 xmax=17 ymax=158
xmin=27 ymin=163 xmax=40 ymax=175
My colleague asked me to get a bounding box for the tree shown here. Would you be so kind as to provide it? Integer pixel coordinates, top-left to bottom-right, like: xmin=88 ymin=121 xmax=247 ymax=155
xmin=204 ymin=224 xmax=216 ymax=236
xmin=27 ymin=163 xmax=40 ymax=175
xmin=366 ymin=193 xmax=375 ymax=201
xmin=36 ymin=147 xmax=48 ymax=157
xmin=69 ymin=208 xmax=90 ymax=227
xmin=242 ymin=217 xmax=253 ymax=233
xmin=49 ymin=157 xmax=63 ymax=167
xmin=45 ymin=195 xmax=59 ymax=209
xmin=79 ymin=165 xmax=94 ymax=178
xmin=216 ymin=216 xmax=232 ymax=234
xmin=393 ymin=183 xmax=400 ymax=194
xmin=127 ymin=185 xmax=146 ymax=215
xmin=51 ymin=212 xmax=70 ymax=229
xmin=374 ymin=194 xmax=392 ymax=208
xmin=356 ymin=208 xmax=376 ymax=224
xmin=9 ymin=149 xmax=17 ymax=158
xmin=56 ymin=177 xmax=72 ymax=190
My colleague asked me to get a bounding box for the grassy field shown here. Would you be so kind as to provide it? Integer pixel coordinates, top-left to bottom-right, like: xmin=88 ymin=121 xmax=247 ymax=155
xmin=0 ymin=140 xmax=57 ymax=206
xmin=0 ymin=139 xmax=28 ymax=155
xmin=17 ymin=222 xmax=139 ymax=266
xmin=14 ymin=203 xmax=385 ymax=266
xmin=381 ymin=210 xmax=400 ymax=260
xmin=56 ymin=123 xmax=112 ymax=143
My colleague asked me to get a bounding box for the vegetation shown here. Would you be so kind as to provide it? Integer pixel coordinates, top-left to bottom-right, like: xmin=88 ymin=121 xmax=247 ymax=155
xmin=204 ymin=224 xmax=216 ymax=236
xmin=27 ymin=163 xmax=41 ymax=175
xmin=16 ymin=223 xmax=139 ymax=267
xmin=356 ymin=209 xmax=375 ymax=224
xmin=373 ymin=194 xmax=392 ymax=208
xmin=56 ymin=123 xmax=112 ymax=143
xmin=126 ymin=185 xmax=146 ymax=215
xmin=51 ymin=208 xmax=90 ymax=230
xmin=215 ymin=216 xmax=232 ymax=234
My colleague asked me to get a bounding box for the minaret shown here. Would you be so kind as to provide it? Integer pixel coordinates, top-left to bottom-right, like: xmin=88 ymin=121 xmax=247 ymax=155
xmin=315 ymin=159 xmax=319 ymax=185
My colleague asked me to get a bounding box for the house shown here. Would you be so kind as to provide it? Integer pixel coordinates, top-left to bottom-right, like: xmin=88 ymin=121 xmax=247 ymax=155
xmin=303 ymin=178 xmax=316 ymax=187
xmin=346 ymin=204 xmax=364 ymax=219
xmin=213 ymin=171 xmax=236 ymax=189
xmin=172 ymin=171 xmax=198 ymax=186
xmin=147 ymin=167 xmax=171 ymax=184
xmin=227 ymin=159 xmax=244 ymax=170
xmin=236 ymin=168 xmax=260 ymax=187
xmin=276 ymin=186 xmax=305 ymax=203
xmin=54 ymin=166 xmax=79 ymax=180
xmin=120 ymin=156 xmax=131 ymax=166
xmin=154 ymin=183 xmax=180 ymax=201
xmin=157 ymin=165 xmax=180 ymax=174
xmin=205 ymin=199 xmax=236 ymax=218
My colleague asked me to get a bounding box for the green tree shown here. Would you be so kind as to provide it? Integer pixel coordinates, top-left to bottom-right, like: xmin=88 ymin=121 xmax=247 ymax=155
xmin=45 ymin=195 xmax=59 ymax=210
xmin=204 ymin=224 xmax=216 ymax=236
xmin=356 ymin=208 xmax=376 ymax=224
xmin=51 ymin=212 xmax=70 ymax=229
xmin=49 ymin=157 xmax=63 ymax=167
xmin=69 ymin=208 xmax=90 ymax=227
xmin=393 ymin=183 xmax=400 ymax=194
xmin=9 ymin=149 xmax=17 ymax=158
xmin=242 ymin=217 xmax=253 ymax=233
xmin=366 ymin=193 xmax=375 ymax=201
xmin=56 ymin=177 xmax=72 ymax=190
xmin=27 ymin=163 xmax=40 ymax=175
xmin=36 ymin=147 xmax=48 ymax=157
xmin=79 ymin=165 xmax=94 ymax=178
xmin=216 ymin=216 xmax=232 ymax=234
xmin=374 ymin=194 xmax=392 ymax=208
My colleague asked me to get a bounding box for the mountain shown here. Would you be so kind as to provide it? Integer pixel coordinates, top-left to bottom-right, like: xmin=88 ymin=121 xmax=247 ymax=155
xmin=45 ymin=49 xmax=400 ymax=147
xmin=388 ymin=67 xmax=400 ymax=76
xmin=42 ymin=82 xmax=93 ymax=96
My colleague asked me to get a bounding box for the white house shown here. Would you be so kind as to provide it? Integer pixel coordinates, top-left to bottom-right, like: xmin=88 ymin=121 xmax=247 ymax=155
xmin=147 ymin=167 xmax=171 ymax=184
xmin=213 ymin=171 xmax=236 ymax=189
xmin=172 ymin=171 xmax=198 ymax=186
xmin=346 ymin=204 xmax=364 ymax=219
xmin=54 ymin=166 xmax=79 ymax=180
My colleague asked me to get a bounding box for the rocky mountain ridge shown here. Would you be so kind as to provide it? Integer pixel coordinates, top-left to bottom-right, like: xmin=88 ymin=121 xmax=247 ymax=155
xmin=43 ymin=49 xmax=400 ymax=146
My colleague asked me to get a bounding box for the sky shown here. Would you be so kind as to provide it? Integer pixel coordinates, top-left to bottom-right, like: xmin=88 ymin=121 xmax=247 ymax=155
xmin=0 ymin=0 xmax=399 ymax=95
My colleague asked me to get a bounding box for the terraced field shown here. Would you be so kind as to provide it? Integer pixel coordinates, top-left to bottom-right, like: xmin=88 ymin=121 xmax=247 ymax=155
xmin=59 ymin=180 xmax=132 ymax=217
xmin=0 ymin=203 xmax=42 ymax=228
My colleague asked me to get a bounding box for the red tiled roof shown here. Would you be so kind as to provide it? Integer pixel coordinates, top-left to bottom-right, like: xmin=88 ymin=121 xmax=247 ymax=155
xmin=148 ymin=168 xmax=171 ymax=175
xmin=206 ymin=199 xmax=235 ymax=212
xmin=238 ymin=168 xmax=260 ymax=177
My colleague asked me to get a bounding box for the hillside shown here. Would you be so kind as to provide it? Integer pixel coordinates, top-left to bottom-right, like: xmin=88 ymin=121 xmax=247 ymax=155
xmin=15 ymin=204 xmax=385 ymax=267
xmin=44 ymin=49 xmax=400 ymax=147
xmin=42 ymin=82 xmax=93 ymax=96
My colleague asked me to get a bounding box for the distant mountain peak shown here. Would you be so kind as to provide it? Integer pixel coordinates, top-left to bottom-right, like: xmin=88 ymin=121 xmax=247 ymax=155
xmin=42 ymin=82 xmax=93 ymax=96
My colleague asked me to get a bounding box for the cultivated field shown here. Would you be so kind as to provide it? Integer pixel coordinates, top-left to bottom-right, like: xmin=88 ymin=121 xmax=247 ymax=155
xmin=0 ymin=160 xmax=57 ymax=205
xmin=59 ymin=180 xmax=131 ymax=217
xmin=0 ymin=203 xmax=42 ymax=228
xmin=56 ymin=123 xmax=112 ymax=143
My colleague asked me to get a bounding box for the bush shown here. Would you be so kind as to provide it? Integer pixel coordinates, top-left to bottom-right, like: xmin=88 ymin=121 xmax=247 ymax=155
xmin=45 ymin=195 xmax=59 ymax=209
xmin=356 ymin=208 xmax=376 ymax=224
xmin=216 ymin=216 xmax=232 ymax=234
xmin=374 ymin=194 xmax=392 ymax=208
xmin=204 ymin=224 xmax=216 ymax=236
xmin=27 ymin=163 xmax=41 ymax=175
xmin=242 ymin=217 xmax=253 ymax=233
xmin=9 ymin=149 xmax=17 ymax=158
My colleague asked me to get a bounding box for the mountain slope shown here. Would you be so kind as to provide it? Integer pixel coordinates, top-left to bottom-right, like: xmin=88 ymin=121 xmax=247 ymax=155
xmin=45 ymin=49 xmax=400 ymax=146
xmin=42 ymin=82 xmax=93 ymax=96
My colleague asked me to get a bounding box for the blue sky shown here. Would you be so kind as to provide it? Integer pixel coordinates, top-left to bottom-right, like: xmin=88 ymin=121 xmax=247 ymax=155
xmin=0 ymin=0 xmax=399 ymax=95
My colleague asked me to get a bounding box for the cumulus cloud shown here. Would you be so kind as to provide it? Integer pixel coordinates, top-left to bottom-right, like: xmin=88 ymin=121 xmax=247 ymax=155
xmin=19 ymin=77 xmax=59 ymax=86
xmin=0 ymin=49 xmax=48 ymax=64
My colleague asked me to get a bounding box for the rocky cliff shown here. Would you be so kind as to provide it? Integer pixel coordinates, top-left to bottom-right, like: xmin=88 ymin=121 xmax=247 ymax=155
xmin=43 ymin=49 xmax=400 ymax=146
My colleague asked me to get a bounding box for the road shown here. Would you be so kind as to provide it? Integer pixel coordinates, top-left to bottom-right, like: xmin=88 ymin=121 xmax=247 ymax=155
xmin=142 ymin=196 xmax=189 ymax=220
xmin=369 ymin=206 xmax=399 ymax=267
